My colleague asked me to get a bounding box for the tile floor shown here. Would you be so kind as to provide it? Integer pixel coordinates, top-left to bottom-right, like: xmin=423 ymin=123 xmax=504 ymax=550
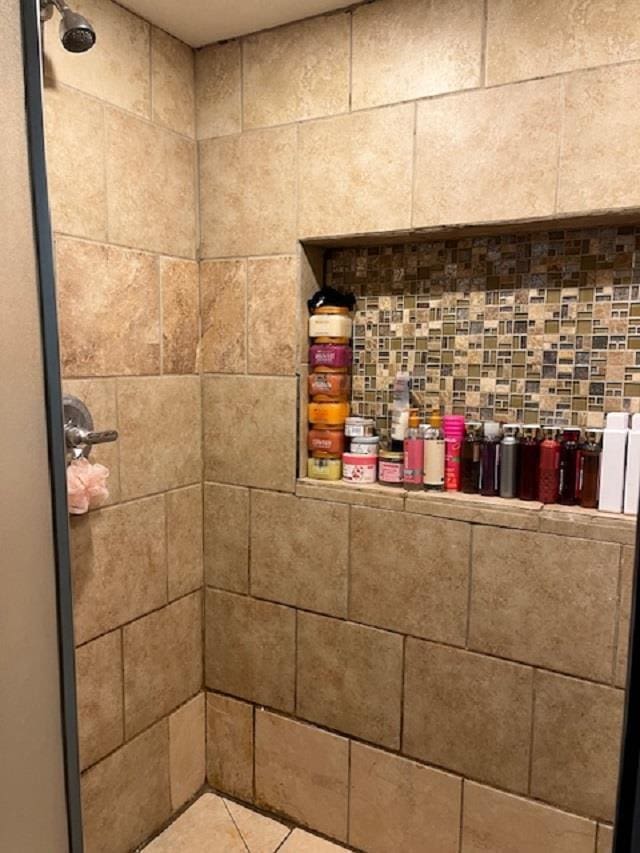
xmin=143 ymin=793 xmax=349 ymax=852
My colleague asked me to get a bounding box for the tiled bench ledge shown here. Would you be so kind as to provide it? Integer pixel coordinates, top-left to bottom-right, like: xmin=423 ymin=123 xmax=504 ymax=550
xmin=296 ymin=478 xmax=637 ymax=544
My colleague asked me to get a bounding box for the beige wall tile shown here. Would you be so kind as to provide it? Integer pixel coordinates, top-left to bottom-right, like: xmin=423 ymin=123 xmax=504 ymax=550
xmin=70 ymin=496 xmax=167 ymax=644
xmin=297 ymin=612 xmax=403 ymax=748
xmin=413 ymin=79 xmax=561 ymax=228
xmin=486 ymin=0 xmax=640 ymax=86
xmin=76 ymin=630 xmax=123 ymax=771
xmin=243 ymin=13 xmax=349 ymax=129
xmin=461 ymin=781 xmax=596 ymax=853
xmin=195 ymin=41 xmax=241 ymax=140
xmin=169 ymin=693 xmax=205 ymax=810
xmin=403 ymin=640 xmax=533 ymax=793
xmin=43 ymin=85 xmax=106 ymax=240
xmin=531 ymin=671 xmax=624 ymax=821
xmin=203 ymin=375 xmax=297 ymax=492
xmin=166 ymin=485 xmax=203 ymax=601
xmin=205 ymin=589 xmax=296 ymax=711
xmin=206 ymin=691 xmax=254 ymax=800
xmin=106 ymin=108 xmax=196 ymax=257
xmin=56 ymin=238 xmax=160 ymax=377
xmin=81 ymin=720 xmax=171 ymax=853
xmin=616 ymin=546 xmax=633 ymax=687
xmin=350 ymin=743 xmax=461 ymax=853
xmin=247 ymin=255 xmax=297 ymax=375
xmin=117 ymin=376 xmax=201 ymax=500
xmin=558 ymin=64 xmax=640 ymax=215
xmin=251 ymin=491 xmax=348 ymax=617
xmin=597 ymin=825 xmax=613 ymax=853
xmin=350 ymin=507 xmax=470 ymax=645
xmin=160 ymin=258 xmax=199 ymax=374
xmin=538 ymin=507 xmax=635 ymax=546
xmin=352 ymin=0 xmax=483 ymax=110
xmin=204 ymin=483 xmax=249 ymax=593
xmin=469 ymin=528 xmax=619 ymax=682
xmin=255 ymin=711 xmax=349 ymax=840
xmin=63 ymin=378 xmax=120 ymax=504
xmin=123 ymin=592 xmax=202 ymax=737
xmin=44 ymin=0 xmax=150 ymax=117
xmin=200 ymin=259 xmax=246 ymax=374
xmin=199 ymin=126 xmax=297 ymax=257
xmin=151 ymin=28 xmax=195 ymax=137
xmin=299 ymin=104 xmax=414 ymax=239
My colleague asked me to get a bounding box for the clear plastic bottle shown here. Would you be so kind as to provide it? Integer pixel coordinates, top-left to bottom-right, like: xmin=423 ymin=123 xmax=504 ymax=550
xmin=390 ymin=371 xmax=411 ymax=452
xmin=422 ymin=412 xmax=445 ymax=491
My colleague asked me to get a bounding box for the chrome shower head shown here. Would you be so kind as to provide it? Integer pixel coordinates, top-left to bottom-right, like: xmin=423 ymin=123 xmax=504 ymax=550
xmin=40 ymin=0 xmax=96 ymax=53
xmin=59 ymin=7 xmax=96 ymax=52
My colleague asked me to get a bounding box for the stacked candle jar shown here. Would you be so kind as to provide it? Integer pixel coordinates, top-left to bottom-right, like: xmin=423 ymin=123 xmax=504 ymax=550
xmin=307 ymin=300 xmax=353 ymax=481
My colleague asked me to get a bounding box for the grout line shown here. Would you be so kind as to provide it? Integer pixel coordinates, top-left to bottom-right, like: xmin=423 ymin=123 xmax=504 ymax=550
xmin=222 ymin=799 xmax=251 ymax=853
xmin=204 ymin=582 xmax=629 ymax=692
xmin=75 ymin=587 xmax=201 ymax=651
xmin=399 ymin=634 xmax=407 ymax=751
xmin=348 ymin=10 xmax=353 ymax=113
xmin=527 ymin=669 xmax=538 ymax=796
xmin=163 ymin=490 xmax=169 ymax=602
xmin=480 ymin=0 xmax=488 ymax=88
xmin=611 ymin=544 xmax=625 ymax=685
xmin=243 ymin=258 xmax=249 ymax=375
xmin=53 ymin=230 xmax=197 ymax=263
xmin=409 ymin=100 xmax=418 ymax=230
xmin=119 ymin=626 xmax=126 ymax=745
xmin=158 ymin=255 xmax=164 ymax=374
xmin=553 ymin=75 xmax=567 ymax=215
xmin=274 ymin=829 xmax=294 ymax=852
xmin=465 ymin=525 xmax=474 ymax=648
xmin=294 ymin=608 xmax=299 ymax=714
xmin=458 ymin=778 xmax=465 ymax=853
xmin=252 ymin=704 xmax=257 ymax=802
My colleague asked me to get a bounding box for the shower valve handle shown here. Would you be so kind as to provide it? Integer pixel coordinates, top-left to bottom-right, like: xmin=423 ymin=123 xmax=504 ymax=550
xmin=65 ymin=425 xmax=118 ymax=449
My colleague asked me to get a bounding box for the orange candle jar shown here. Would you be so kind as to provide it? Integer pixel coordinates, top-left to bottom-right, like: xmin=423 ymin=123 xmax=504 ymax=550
xmin=308 ymin=427 xmax=345 ymax=457
xmin=308 ymin=372 xmax=351 ymax=401
xmin=308 ymin=401 xmax=350 ymax=427
xmin=309 ymin=307 xmax=353 ymax=340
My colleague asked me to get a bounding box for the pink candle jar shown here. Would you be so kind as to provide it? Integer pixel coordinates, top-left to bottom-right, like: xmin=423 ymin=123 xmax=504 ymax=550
xmin=309 ymin=343 xmax=352 ymax=370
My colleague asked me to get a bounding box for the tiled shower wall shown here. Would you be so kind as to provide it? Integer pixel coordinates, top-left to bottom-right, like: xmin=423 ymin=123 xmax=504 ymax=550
xmin=196 ymin=1 xmax=640 ymax=852
xmin=327 ymin=226 xmax=640 ymax=435
xmin=43 ymin=2 xmax=204 ymax=851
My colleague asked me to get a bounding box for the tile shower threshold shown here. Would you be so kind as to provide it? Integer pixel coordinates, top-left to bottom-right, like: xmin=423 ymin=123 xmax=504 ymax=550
xmin=296 ymin=478 xmax=637 ymax=542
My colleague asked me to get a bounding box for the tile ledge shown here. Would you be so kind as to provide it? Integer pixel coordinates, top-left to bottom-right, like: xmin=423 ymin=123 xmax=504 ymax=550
xmin=296 ymin=478 xmax=637 ymax=540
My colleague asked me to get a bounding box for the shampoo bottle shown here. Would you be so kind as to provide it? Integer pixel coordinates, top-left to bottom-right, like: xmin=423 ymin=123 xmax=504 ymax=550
xmin=599 ymin=413 xmax=629 ymax=514
xmin=423 ymin=413 xmax=445 ymax=491
xmin=403 ymin=411 xmax=424 ymax=491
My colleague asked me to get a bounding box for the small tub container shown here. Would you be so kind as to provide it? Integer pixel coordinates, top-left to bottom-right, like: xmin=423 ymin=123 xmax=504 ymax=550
xmin=308 ymin=372 xmax=351 ymax=401
xmin=345 ymin=417 xmax=375 ymax=438
xmin=307 ymin=457 xmax=342 ymax=481
xmin=309 ymin=343 xmax=352 ymax=370
xmin=343 ymin=453 xmax=377 ymax=485
xmin=308 ymin=401 xmax=350 ymax=427
xmin=308 ymin=427 xmax=345 ymax=458
xmin=313 ymin=336 xmax=350 ymax=345
xmin=309 ymin=313 xmax=353 ymax=340
xmin=378 ymin=450 xmax=404 ymax=486
xmin=350 ymin=436 xmax=380 ymax=456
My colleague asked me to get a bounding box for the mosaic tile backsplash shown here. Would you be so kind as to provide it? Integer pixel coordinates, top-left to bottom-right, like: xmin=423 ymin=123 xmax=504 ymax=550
xmin=326 ymin=226 xmax=640 ymax=435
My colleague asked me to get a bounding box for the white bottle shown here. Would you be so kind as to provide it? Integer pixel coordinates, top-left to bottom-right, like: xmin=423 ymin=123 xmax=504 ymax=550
xmin=624 ymin=413 xmax=640 ymax=515
xmin=599 ymin=412 xmax=629 ymax=514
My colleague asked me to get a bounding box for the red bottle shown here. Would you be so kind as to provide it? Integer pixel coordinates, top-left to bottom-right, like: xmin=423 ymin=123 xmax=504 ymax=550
xmin=538 ymin=427 xmax=561 ymax=504
xmin=559 ymin=428 xmax=582 ymax=505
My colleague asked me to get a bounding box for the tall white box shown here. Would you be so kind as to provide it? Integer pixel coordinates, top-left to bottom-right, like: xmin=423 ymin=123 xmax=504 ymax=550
xmin=624 ymin=413 xmax=640 ymax=515
xmin=599 ymin=412 xmax=629 ymax=514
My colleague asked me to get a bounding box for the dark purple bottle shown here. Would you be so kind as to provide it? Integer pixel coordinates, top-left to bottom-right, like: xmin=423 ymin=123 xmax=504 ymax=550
xmin=480 ymin=421 xmax=501 ymax=497
xmin=517 ymin=425 xmax=540 ymax=501
xmin=559 ymin=428 xmax=582 ymax=505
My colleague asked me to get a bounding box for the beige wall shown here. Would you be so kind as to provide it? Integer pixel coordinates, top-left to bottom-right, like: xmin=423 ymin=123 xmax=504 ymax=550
xmin=43 ymin=1 xmax=204 ymax=850
xmin=0 ymin=1 xmax=69 ymax=851
xmin=196 ymin=1 xmax=639 ymax=851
